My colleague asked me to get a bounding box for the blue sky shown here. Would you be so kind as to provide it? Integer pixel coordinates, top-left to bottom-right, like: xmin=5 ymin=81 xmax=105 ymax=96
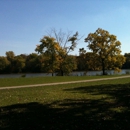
xmin=0 ymin=0 xmax=130 ymax=56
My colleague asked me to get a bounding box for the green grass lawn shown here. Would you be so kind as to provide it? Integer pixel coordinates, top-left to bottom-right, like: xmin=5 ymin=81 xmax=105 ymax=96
xmin=0 ymin=74 xmax=129 ymax=87
xmin=0 ymin=77 xmax=130 ymax=129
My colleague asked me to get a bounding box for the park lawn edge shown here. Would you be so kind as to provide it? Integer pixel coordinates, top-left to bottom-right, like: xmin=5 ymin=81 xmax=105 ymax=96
xmin=0 ymin=74 xmax=130 ymax=87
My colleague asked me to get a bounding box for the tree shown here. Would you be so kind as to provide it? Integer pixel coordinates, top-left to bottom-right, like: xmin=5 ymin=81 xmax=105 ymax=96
xmin=35 ymin=36 xmax=61 ymax=76
xmin=77 ymin=50 xmax=101 ymax=71
xmin=77 ymin=48 xmax=88 ymax=71
xmin=0 ymin=56 xmax=10 ymax=73
xmin=46 ymin=29 xmax=79 ymax=76
xmin=85 ymin=52 xmax=101 ymax=71
xmin=5 ymin=51 xmax=15 ymax=73
xmin=25 ymin=53 xmax=44 ymax=73
xmin=85 ymin=28 xmax=126 ymax=75
xmin=13 ymin=55 xmax=25 ymax=73
xmin=6 ymin=51 xmax=15 ymax=61
xmin=57 ymin=55 xmax=77 ymax=75
xmin=122 ymin=53 xmax=130 ymax=69
xmin=36 ymin=30 xmax=79 ymax=76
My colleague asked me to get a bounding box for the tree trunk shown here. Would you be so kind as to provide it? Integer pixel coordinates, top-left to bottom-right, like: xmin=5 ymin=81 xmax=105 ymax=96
xmin=61 ymin=70 xmax=64 ymax=76
xmin=102 ymin=58 xmax=105 ymax=75
xmin=59 ymin=64 xmax=64 ymax=76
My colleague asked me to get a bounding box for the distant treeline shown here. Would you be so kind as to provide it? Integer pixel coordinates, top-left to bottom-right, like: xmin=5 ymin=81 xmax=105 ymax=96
xmin=0 ymin=51 xmax=130 ymax=75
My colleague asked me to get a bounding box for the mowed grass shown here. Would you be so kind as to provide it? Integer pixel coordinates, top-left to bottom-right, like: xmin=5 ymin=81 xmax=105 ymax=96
xmin=0 ymin=74 xmax=128 ymax=87
xmin=0 ymin=77 xmax=130 ymax=129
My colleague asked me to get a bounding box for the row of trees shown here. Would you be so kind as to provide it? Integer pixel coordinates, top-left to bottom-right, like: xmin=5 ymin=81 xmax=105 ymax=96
xmin=0 ymin=51 xmax=77 ymax=75
xmin=0 ymin=51 xmax=129 ymax=75
xmin=0 ymin=28 xmax=129 ymax=75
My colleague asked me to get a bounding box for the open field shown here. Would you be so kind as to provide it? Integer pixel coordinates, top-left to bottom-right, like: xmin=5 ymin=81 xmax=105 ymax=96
xmin=0 ymin=75 xmax=130 ymax=87
xmin=0 ymin=76 xmax=130 ymax=129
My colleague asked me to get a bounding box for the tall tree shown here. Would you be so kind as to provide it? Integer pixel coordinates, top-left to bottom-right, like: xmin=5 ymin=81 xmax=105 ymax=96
xmin=36 ymin=30 xmax=79 ymax=76
xmin=35 ymin=36 xmax=60 ymax=76
xmin=5 ymin=51 xmax=15 ymax=73
xmin=46 ymin=29 xmax=79 ymax=76
xmin=6 ymin=51 xmax=15 ymax=62
xmin=85 ymin=28 xmax=126 ymax=75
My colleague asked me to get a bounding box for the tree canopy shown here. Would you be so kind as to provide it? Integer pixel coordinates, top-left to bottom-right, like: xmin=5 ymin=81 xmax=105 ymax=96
xmin=35 ymin=36 xmax=61 ymax=76
xmin=85 ymin=28 xmax=126 ymax=75
xmin=35 ymin=30 xmax=79 ymax=76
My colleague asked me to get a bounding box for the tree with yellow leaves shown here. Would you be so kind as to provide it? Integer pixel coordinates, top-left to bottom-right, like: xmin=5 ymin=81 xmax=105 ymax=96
xmin=35 ymin=33 xmax=78 ymax=76
xmin=35 ymin=36 xmax=61 ymax=76
xmin=46 ymin=29 xmax=79 ymax=76
xmin=85 ymin=28 xmax=126 ymax=75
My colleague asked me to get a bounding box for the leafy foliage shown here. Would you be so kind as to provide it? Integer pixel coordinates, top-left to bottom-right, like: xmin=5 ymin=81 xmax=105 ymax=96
xmin=35 ymin=31 xmax=79 ymax=76
xmin=35 ymin=36 xmax=61 ymax=76
xmin=85 ymin=28 xmax=126 ymax=75
xmin=0 ymin=57 xmax=10 ymax=73
xmin=123 ymin=53 xmax=130 ymax=69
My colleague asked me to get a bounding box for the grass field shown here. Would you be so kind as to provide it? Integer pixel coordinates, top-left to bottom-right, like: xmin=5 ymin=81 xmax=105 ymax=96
xmin=0 ymin=76 xmax=130 ymax=129
xmin=0 ymin=75 xmax=128 ymax=87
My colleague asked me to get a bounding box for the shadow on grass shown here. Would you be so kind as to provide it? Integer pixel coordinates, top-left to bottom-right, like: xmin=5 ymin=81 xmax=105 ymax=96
xmin=1 ymin=82 xmax=130 ymax=130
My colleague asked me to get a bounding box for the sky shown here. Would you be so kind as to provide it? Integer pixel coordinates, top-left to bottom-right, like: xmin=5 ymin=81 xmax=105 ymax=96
xmin=0 ymin=0 xmax=130 ymax=56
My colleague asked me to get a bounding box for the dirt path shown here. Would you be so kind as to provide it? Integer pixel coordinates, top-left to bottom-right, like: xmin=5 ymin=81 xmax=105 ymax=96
xmin=0 ymin=75 xmax=130 ymax=90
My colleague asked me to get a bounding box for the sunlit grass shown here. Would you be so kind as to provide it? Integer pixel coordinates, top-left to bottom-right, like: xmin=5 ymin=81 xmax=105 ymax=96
xmin=0 ymin=77 xmax=130 ymax=106
xmin=0 ymin=74 xmax=129 ymax=87
xmin=0 ymin=77 xmax=130 ymax=129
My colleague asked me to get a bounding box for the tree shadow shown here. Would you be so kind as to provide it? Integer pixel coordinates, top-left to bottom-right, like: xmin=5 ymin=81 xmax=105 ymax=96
xmin=64 ymin=82 xmax=130 ymax=107
xmin=1 ymin=83 xmax=130 ymax=130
